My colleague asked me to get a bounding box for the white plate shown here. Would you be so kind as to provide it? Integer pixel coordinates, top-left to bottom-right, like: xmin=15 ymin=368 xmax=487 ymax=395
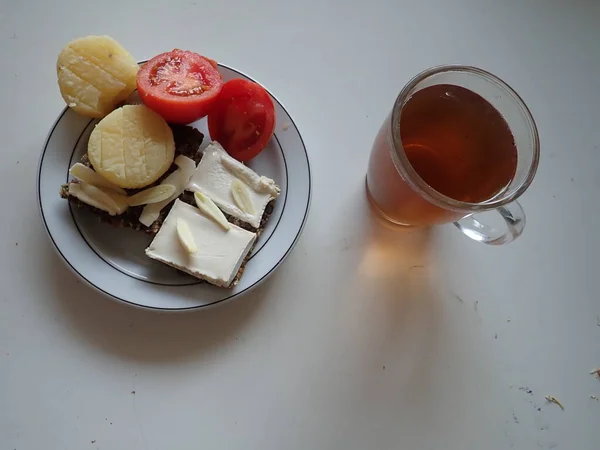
xmin=37 ymin=64 xmax=311 ymax=310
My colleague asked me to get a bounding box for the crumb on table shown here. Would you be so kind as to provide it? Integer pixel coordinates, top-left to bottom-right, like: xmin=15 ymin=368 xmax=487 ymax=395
xmin=545 ymin=395 xmax=564 ymax=410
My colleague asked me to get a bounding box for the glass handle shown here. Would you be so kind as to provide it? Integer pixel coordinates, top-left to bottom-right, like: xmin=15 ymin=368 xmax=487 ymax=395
xmin=453 ymin=201 xmax=525 ymax=245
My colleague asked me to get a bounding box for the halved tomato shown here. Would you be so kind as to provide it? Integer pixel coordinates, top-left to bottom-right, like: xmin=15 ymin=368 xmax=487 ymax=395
xmin=137 ymin=49 xmax=223 ymax=124
xmin=207 ymin=79 xmax=275 ymax=161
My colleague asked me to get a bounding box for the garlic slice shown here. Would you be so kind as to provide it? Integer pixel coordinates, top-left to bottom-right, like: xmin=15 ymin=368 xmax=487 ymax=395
xmin=68 ymin=182 xmax=128 ymax=215
xmin=194 ymin=192 xmax=231 ymax=231
xmin=79 ymin=183 xmax=119 ymax=212
xmin=127 ymin=184 xmax=176 ymax=206
xmin=139 ymin=155 xmax=196 ymax=227
xmin=68 ymin=183 xmax=115 ymax=215
xmin=176 ymin=218 xmax=197 ymax=254
xmin=104 ymin=188 xmax=129 ymax=214
xmin=69 ymin=163 xmax=127 ymax=195
xmin=231 ymin=179 xmax=254 ymax=214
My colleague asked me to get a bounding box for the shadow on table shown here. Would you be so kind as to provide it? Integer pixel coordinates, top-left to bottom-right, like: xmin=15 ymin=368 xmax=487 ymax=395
xmin=322 ymin=186 xmax=447 ymax=418
xmin=39 ymin=246 xmax=279 ymax=364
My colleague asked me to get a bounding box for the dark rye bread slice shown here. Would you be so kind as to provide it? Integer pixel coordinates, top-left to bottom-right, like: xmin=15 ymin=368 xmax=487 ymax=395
xmin=61 ymin=124 xmax=204 ymax=234
xmin=60 ymin=124 xmax=277 ymax=287
xmin=163 ymin=194 xmax=274 ymax=287
xmin=178 ymin=191 xmax=275 ymax=235
xmin=62 ymin=123 xmax=275 ymax=235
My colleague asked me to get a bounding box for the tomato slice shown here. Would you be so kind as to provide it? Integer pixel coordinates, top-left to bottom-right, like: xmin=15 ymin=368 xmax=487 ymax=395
xmin=207 ymin=79 xmax=276 ymax=161
xmin=137 ymin=49 xmax=223 ymax=124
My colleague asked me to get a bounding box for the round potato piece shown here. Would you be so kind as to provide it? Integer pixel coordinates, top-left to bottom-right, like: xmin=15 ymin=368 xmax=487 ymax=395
xmin=57 ymin=35 xmax=139 ymax=118
xmin=87 ymin=105 xmax=175 ymax=189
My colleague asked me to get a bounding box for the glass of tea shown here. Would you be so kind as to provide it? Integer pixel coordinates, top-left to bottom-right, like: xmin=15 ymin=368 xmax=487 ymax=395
xmin=366 ymin=65 xmax=540 ymax=244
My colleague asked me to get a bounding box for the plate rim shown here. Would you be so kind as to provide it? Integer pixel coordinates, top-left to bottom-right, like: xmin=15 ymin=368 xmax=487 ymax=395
xmin=36 ymin=63 xmax=312 ymax=311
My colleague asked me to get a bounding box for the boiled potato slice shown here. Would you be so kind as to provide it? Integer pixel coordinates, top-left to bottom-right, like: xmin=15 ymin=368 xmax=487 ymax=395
xmin=87 ymin=105 xmax=175 ymax=189
xmin=57 ymin=35 xmax=139 ymax=118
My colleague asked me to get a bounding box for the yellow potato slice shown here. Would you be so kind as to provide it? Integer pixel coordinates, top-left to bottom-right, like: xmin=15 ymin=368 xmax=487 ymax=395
xmin=57 ymin=35 xmax=139 ymax=118
xmin=87 ymin=105 xmax=175 ymax=189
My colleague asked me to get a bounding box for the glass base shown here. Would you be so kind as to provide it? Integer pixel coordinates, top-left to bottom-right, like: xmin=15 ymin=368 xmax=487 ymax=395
xmin=365 ymin=179 xmax=415 ymax=229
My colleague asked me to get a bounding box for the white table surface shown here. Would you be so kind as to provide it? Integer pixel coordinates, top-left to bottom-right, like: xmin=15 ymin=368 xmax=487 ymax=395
xmin=1 ymin=0 xmax=599 ymax=448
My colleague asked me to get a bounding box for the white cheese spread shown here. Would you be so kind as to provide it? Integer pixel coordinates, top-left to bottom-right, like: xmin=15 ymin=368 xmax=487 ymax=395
xmin=186 ymin=142 xmax=279 ymax=228
xmin=145 ymin=200 xmax=256 ymax=287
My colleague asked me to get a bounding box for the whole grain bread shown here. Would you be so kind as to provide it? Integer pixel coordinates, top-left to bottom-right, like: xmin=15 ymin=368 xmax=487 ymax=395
xmin=60 ymin=123 xmax=277 ymax=287
xmin=61 ymin=124 xmax=204 ymax=234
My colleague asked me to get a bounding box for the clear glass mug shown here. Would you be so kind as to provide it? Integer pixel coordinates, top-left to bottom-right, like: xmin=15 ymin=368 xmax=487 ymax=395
xmin=366 ymin=65 xmax=540 ymax=245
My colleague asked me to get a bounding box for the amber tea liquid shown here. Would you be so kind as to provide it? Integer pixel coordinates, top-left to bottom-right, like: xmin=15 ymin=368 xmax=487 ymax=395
xmin=367 ymin=84 xmax=518 ymax=226
xmin=401 ymin=84 xmax=517 ymax=202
